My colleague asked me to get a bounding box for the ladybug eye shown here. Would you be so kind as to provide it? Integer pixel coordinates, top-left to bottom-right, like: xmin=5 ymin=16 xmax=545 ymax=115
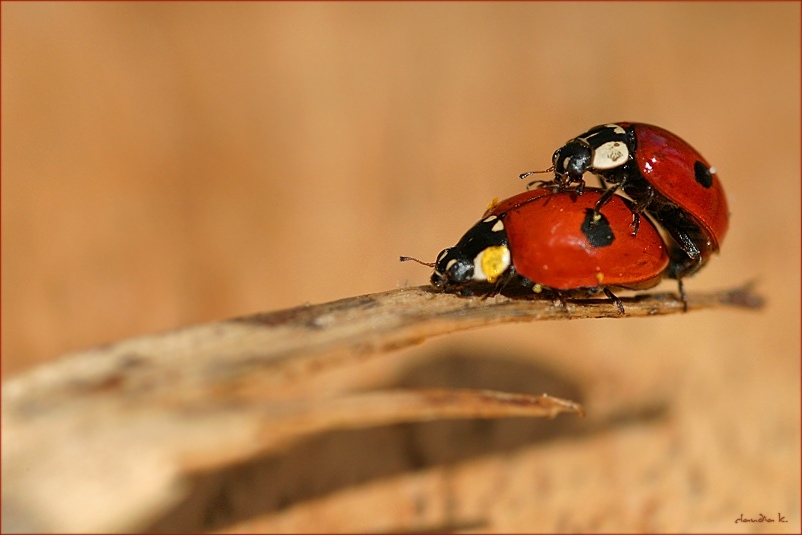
xmin=565 ymin=151 xmax=591 ymax=177
xmin=551 ymin=148 xmax=562 ymax=165
xmin=554 ymin=142 xmax=591 ymax=178
xmin=447 ymin=259 xmax=474 ymax=283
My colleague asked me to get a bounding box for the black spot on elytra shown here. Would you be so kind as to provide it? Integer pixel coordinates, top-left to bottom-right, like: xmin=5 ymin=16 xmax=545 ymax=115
xmin=694 ymin=161 xmax=713 ymax=188
xmin=581 ymin=209 xmax=615 ymax=248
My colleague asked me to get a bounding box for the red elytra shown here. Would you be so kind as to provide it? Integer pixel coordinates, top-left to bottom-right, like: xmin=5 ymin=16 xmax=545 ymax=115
xmin=485 ymin=188 xmax=669 ymax=290
xmin=630 ymin=123 xmax=729 ymax=251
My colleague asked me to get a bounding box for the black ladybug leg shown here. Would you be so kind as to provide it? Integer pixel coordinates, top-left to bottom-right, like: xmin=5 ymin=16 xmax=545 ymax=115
xmin=631 ymin=184 xmax=655 ymax=211
xmin=536 ymin=287 xmax=569 ymax=311
xmin=593 ymin=182 xmax=622 ymax=213
xmin=630 ymin=213 xmax=641 ymax=236
xmin=668 ymin=251 xmax=703 ymax=281
xmin=588 ymin=182 xmax=623 ymax=226
xmin=553 ymin=292 xmax=569 ymax=311
xmin=482 ymin=272 xmax=515 ymax=299
xmin=677 ymin=279 xmax=688 ymax=312
xmin=603 ymin=288 xmax=625 ymax=315
xmin=526 ymin=178 xmax=559 ymax=191
xmin=629 ymin=185 xmax=655 ymax=236
xmin=497 ymin=272 xmax=520 ymax=296
xmin=666 ymin=230 xmax=704 ymax=279
xmin=481 ymin=284 xmax=499 ymax=300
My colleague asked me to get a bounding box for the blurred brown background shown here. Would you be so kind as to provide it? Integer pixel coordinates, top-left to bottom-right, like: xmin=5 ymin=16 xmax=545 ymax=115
xmin=2 ymin=2 xmax=799 ymax=533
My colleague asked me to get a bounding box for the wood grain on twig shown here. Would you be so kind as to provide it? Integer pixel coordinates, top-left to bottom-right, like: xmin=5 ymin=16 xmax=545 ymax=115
xmin=1 ymin=283 xmax=762 ymax=532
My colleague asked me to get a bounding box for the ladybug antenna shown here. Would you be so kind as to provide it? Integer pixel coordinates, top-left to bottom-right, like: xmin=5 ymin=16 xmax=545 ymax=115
xmin=519 ymin=166 xmax=555 ymax=181
xmin=399 ymin=255 xmax=435 ymax=268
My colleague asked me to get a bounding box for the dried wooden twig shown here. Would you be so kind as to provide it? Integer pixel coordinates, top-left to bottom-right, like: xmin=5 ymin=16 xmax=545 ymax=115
xmin=1 ymin=282 xmax=762 ymax=532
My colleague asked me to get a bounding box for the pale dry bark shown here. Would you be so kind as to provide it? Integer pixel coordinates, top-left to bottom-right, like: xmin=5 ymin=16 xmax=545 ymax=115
xmin=1 ymin=283 xmax=762 ymax=532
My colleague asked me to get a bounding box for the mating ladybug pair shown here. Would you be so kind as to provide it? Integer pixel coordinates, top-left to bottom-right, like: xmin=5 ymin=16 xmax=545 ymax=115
xmin=402 ymin=122 xmax=729 ymax=313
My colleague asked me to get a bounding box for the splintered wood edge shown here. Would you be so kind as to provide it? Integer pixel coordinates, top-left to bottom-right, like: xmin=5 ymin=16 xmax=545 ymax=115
xmin=0 ymin=282 xmax=762 ymax=532
xmin=230 ymin=389 xmax=586 ymax=463
xmin=3 ymin=282 xmax=764 ymax=407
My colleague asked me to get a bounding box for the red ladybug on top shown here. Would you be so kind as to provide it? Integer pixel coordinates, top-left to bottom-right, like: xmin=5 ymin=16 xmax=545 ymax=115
xmin=522 ymin=122 xmax=729 ymax=285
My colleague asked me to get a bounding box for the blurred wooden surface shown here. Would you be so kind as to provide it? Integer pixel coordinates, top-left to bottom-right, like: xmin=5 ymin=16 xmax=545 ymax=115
xmin=2 ymin=2 xmax=799 ymax=533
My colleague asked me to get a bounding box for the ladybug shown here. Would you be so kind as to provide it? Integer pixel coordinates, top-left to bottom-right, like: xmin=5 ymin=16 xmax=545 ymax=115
xmin=402 ymin=188 xmax=670 ymax=314
xmin=522 ymin=122 xmax=728 ymax=281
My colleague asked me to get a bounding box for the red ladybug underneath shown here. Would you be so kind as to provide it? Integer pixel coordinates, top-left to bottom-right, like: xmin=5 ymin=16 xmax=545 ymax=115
xmin=522 ymin=122 xmax=728 ymax=280
xmin=402 ymin=188 xmax=670 ymax=314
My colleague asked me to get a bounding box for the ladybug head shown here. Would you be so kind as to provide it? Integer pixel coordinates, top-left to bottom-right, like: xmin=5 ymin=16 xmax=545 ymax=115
xmin=552 ymin=140 xmax=592 ymax=186
xmin=430 ymin=215 xmax=512 ymax=291
xmin=431 ymin=247 xmax=473 ymax=289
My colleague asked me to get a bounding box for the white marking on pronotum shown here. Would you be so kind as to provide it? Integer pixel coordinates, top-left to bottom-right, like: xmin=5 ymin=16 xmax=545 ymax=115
xmin=587 ymin=124 xmax=626 ymax=142
xmin=491 ymin=220 xmax=504 ymax=232
xmin=471 ymin=252 xmax=487 ymax=281
xmin=472 ymin=250 xmax=488 ymax=281
xmin=483 ymin=215 xmax=497 ymax=223
xmin=592 ymin=141 xmax=629 ymax=170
